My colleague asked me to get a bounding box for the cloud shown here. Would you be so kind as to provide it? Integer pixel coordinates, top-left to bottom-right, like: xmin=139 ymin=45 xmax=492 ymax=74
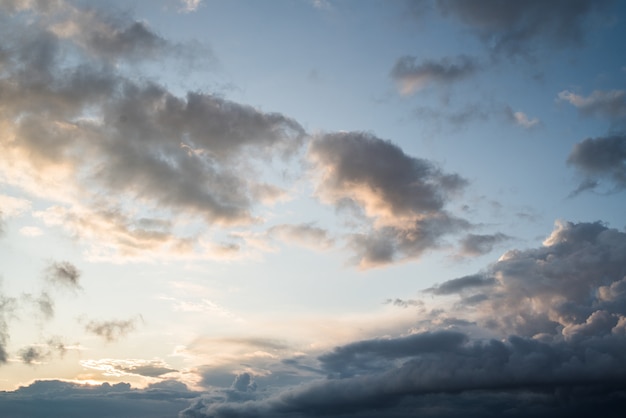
xmin=425 ymin=274 xmax=496 ymax=295
xmin=267 ymin=223 xmax=334 ymax=251
xmin=0 ymin=379 xmax=195 ymax=418
xmin=504 ymin=107 xmax=541 ymax=128
xmin=0 ymin=0 xmax=305 ymax=261
xmin=178 ymin=220 xmax=626 ymax=416
xmin=0 ymin=292 xmax=17 ymax=364
xmin=22 ymin=291 xmax=56 ymax=319
xmin=80 ymin=358 xmax=177 ymax=378
xmin=19 ymin=226 xmax=44 ymax=237
xmin=308 ymin=131 xmax=469 ymax=267
xmin=179 ymin=329 xmax=626 ymax=418
xmin=179 ymin=0 xmax=203 ymax=13
xmin=383 ymin=298 xmax=424 ymax=309
xmin=432 ymin=220 xmax=626 ymax=339
xmin=0 ymin=194 xmax=31 ymax=236
xmin=457 ymin=232 xmax=512 ymax=257
xmin=18 ymin=338 xmax=67 ymax=365
xmin=318 ymin=330 xmax=468 ymax=378
xmin=434 ymin=0 xmax=613 ymax=56
xmin=390 ymin=55 xmax=479 ymax=94
xmin=45 ymin=261 xmax=81 ymax=290
xmin=85 ymin=317 xmax=141 ymax=342
xmin=558 ymin=90 xmax=626 ymax=123
xmin=567 ymin=135 xmax=626 ymax=194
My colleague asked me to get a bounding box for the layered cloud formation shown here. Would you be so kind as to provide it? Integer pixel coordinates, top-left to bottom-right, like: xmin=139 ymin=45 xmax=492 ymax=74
xmin=0 ymin=1 xmax=624 ymax=417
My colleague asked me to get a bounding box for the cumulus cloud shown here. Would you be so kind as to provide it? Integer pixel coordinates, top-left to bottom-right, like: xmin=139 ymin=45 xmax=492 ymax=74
xmin=85 ymin=317 xmax=141 ymax=342
xmin=457 ymin=232 xmax=512 ymax=257
xmin=432 ymin=220 xmax=626 ymax=339
xmin=567 ymin=135 xmax=626 ymax=194
xmin=390 ymin=55 xmax=479 ymax=94
xmin=308 ymin=131 xmax=469 ymax=267
xmin=434 ymin=0 xmax=613 ymax=56
xmin=0 ymin=0 xmax=304 ymax=261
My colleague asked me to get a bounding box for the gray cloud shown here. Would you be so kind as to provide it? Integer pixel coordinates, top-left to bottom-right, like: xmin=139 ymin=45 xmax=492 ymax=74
xmin=85 ymin=317 xmax=140 ymax=342
xmin=390 ymin=55 xmax=479 ymax=94
xmin=0 ymin=293 xmax=17 ymax=364
xmin=0 ymin=0 xmax=304 ymax=260
xmin=434 ymin=0 xmax=613 ymax=57
xmin=267 ymin=223 xmax=334 ymax=251
xmin=309 ymin=131 xmax=469 ymax=267
xmin=318 ymin=331 xmax=468 ymax=378
xmin=567 ymin=135 xmax=626 ymax=194
xmin=425 ymin=274 xmax=496 ymax=295
xmin=434 ymin=220 xmax=626 ymax=339
xmin=458 ymin=232 xmax=512 ymax=257
xmin=383 ymin=298 xmax=424 ymax=309
xmin=18 ymin=338 xmax=66 ymax=365
xmin=45 ymin=261 xmax=81 ymax=290
xmin=180 ymin=329 xmax=626 ymax=418
xmin=0 ymin=379 xmax=195 ymax=418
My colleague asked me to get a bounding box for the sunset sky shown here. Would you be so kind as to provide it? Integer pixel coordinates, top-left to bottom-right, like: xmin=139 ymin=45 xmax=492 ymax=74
xmin=1 ymin=0 xmax=626 ymax=417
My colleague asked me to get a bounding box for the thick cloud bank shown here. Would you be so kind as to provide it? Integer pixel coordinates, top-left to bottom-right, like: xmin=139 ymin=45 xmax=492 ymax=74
xmin=178 ymin=220 xmax=626 ymax=417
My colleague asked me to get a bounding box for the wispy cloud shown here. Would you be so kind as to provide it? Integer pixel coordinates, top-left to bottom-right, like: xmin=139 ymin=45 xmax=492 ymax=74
xmin=85 ymin=317 xmax=142 ymax=342
xmin=390 ymin=55 xmax=479 ymax=94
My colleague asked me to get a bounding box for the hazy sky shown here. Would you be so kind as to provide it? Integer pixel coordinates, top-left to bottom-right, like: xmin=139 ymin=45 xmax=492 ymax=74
xmin=1 ymin=0 xmax=626 ymax=417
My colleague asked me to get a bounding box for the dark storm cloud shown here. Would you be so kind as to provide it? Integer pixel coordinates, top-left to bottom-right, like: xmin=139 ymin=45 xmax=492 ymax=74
xmin=84 ymin=317 xmax=139 ymax=342
xmin=458 ymin=232 xmax=512 ymax=257
xmin=434 ymin=0 xmax=613 ymax=56
xmin=44 ymin=261 xmax=81 ymax=290
xmin=390 ymin=55 xmax=479 ymax=94
xmin=425 ymin=274 xmax=496 ymax=295
xmin=0 ymin=0 xmax=304 ymax=259
xmin=0 ymin=379 xmax=195 ymax=418
xmin=173 ymin=220 xmax=626 ymax=417
xmin=179 ymin=329 xmax=626 ymax=418
xmin=567 ymin=135 xmax=626 ymax=194
xmin=318 ymin=331 xmax=467 ymax=377
xmin=309 ymin=131 xmax=469 ymax=267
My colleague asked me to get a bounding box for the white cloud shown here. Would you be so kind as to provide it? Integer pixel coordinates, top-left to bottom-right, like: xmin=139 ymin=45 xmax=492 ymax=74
xmin=513 ymin=111 xmax=540 ymax=128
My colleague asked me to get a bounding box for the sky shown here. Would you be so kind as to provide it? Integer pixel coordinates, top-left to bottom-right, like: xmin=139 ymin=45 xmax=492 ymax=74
xmin=0 ymin=0 xmax=626 ymax=416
